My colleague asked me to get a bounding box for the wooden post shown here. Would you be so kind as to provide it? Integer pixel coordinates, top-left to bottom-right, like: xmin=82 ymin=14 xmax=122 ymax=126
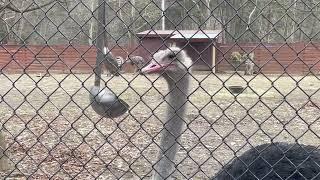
xmin=212 ymin=45 xmax=216 ymax=73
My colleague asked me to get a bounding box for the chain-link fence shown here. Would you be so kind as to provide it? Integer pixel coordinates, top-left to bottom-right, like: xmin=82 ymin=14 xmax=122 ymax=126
xmin=0 ymin=0 xmax=320 ymax=179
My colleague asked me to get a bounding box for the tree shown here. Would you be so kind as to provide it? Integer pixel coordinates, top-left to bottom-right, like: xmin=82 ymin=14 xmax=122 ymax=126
xmin=0 ymin=0 xmax=66 ymax=43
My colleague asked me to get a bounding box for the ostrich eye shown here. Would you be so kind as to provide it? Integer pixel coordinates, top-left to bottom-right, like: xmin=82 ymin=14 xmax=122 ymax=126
xmin=168 ymin=54 xmax=176 ymax=59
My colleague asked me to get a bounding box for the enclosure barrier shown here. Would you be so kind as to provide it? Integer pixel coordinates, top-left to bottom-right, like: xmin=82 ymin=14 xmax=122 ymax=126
xmin=0 ymin=0 xmax=320 ymax=179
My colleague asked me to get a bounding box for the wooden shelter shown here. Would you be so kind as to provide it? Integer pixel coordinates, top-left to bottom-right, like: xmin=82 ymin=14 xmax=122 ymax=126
xmin=136 ymin=30 xmax=221 ymax=71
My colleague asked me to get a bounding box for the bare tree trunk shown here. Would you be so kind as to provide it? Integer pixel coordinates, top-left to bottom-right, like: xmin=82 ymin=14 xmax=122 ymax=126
xmin=299 ymin=2 xmax=307 ymax=41
xmin=181 ymin=0 xmax=186 ymax=29
xmin=284 ymin=14 xmax=289 ymax=38
xmin=310 ymin=0 xmax=318 ymax=38
xmin=128 ymin=0 xmax=135 ymax=47
xmin=118 ymin=0 xmax=122 ymax=20
xmin=128 ymin=0 xmax=136 ymax=47
xmin=291 ymin=0 xmax=297 ymax=42
xmin=219 ymin=0 xmax=226 ymax=43
xmin=0 ymin=11 xmax=9 ymax=43
xmin=266 ymin=7 xmax=272 ymax=43
xmin=161 ymin=0 xmax=165 ymax=30
xmin=89 ymin=0 xmax=96 ymax=45
xmin=247 ymin=0 xmax=257 ymax=30
xmin=18 ymin=1 xmax=25 ymax=43
xmin=205 ymin=0 xmax=211 ymax=29
xmin=38 ymin=15 xmax=48 ymax=44
xmin=131 ymin=0 xmax=135 ymax=25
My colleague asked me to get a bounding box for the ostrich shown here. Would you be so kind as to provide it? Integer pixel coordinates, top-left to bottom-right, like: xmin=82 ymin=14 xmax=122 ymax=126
xmin=213 ymin=142 xmax=320 ymax=179
xmin=243 ymin=52 xmax=254 ymax=75
xmin=141 ymin=47 xmax=320 ymax=180
xmin=126 ymin=55 xmax=145 ymax=74
xmin=102 ymin=47 xmax=124 ymax=76
xmin=141 ymin=47 xmax=191 ymax=179
xmin=115 ymin=56 xmax=125 ymax=73
xmin=244 ymin=58 xmax=254 ymax=75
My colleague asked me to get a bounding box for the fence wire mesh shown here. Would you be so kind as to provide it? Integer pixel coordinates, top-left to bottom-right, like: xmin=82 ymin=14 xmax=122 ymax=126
xmin=0 ymin=0 xmax=320 ymax=179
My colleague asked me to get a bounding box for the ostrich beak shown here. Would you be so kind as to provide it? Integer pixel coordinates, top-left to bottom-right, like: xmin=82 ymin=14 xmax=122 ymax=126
xmin=141 ymin=61 xmax=175 ymax=74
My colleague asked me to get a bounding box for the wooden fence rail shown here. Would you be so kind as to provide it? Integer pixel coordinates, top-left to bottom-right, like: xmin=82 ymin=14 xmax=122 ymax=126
xmin=0 ymin=45 xmax=134 ymax=74
xmin=0 ymin=43 xmax=319 ymax=74
xmin=216 ymin=42 xmax=320 ymax=74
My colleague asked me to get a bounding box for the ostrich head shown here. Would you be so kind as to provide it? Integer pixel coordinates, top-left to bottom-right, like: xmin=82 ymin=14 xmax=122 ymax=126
xmin=141 ymin=47 xmax=192 ymax=77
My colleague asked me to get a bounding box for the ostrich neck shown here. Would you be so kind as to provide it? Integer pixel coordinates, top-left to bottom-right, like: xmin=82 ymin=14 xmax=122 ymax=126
xmin=153 ymin=72 xmax=189 ymax=180
xmin=165 ymin=73 xmax=189 ymax=118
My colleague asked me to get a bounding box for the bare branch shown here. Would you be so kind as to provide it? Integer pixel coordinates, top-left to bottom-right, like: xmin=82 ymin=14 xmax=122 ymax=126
xmin=3 ymin=15 xmax=14 ymax=21
xmin=246 ymin=0 xmax=258 ymax=30
xmin=1 ymin=0 xmax=62 ymax=13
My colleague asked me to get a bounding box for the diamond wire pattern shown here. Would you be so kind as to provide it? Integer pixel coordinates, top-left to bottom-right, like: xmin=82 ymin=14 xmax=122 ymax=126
xmin=0 ymin=0 xmax=319 ymax=179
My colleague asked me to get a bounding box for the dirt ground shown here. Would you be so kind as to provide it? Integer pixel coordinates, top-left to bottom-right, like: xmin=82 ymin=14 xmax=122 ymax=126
xmin=0 ymin=72 xmax=319 ymax=179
